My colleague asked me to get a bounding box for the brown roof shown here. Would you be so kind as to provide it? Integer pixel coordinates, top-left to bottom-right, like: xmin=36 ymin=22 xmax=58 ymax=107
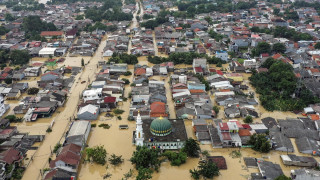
xmin=207 ymin=156 xmax=227 ymax=169
xmin=0 ymin=148 xmax=21 ymax=164
xmin=238 ymin=129 xmax=251 ymax=136
xmin=40 ymin=31 xmax=64 ymax=36
xmin=49 ymin=143 xmax=81 ymax=168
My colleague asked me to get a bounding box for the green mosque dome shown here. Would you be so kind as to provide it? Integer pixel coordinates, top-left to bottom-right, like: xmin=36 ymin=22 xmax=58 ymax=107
xmin=150 ymin=117 xmax=172 ymax=136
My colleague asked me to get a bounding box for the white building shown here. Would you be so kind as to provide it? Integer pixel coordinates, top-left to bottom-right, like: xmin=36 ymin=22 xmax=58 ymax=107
xmin=0 ymin=95 xmax=9 ymax=118
xmin=39 ymin=48 xmax=57 ymax=57
xmin=82 ymin=88 xmax=102 ymax=102
xmin=135 ymin=112 xmax=144 ymax=146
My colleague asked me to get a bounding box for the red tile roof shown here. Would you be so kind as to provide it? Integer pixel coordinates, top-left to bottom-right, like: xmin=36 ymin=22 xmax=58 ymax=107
xmin=134 ymin=68 xmax=146 ymax=75
xmin=207 ymin=156 xmax=227 ymax=169
xmin=194 ymin=67 xmax=203 ymax=73
xmin=40 ymin=31 xmax=64 ymax=36
xmin=239 ymin=129 xmax=251 ymax=136
xmin=104 ymin=96 xmax=116 ymax=103
xmin=0 ymin=148 xmax=21 ymax=164
xmin=150 ymin=102 xmax=166 ymax=113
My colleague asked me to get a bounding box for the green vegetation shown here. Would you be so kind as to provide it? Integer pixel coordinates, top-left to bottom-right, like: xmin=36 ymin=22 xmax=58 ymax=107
xmin=195 ymin=74 xmax=210 ymax=91
xmin=212 ymin=106 xmax=220 ymax=114
xmin=137 ymin=167 xmax=153 ymax=180
xmin=275 ymin=175 xmax=292 ymax=180
xmin=27 ymin=87 xmax=39 ymax=95
xmin=81 ymin=58 xmax=85 ymax=66
xmin=85 ymin=145 xmax=107 ymax=165
xmin=109 ymin=53 xmax=138 ymax=64
xmin=250 ymin=59 xmax=319 ymax=111
xmin=83 ymin=22 xmax=118 ymax=32
xmin=22 ymin=16 xmax=57 ymax=41
xmin=84 ymin=2 xmax=133 ymax=22
xmin=130 ymin=146 xmax=161 ymax=171
xmin=148 ymin=52 xmax=207 ymax=65
xmin=190 ymin=161 xmax=220 ymax=180
xmin=124 ymin=71 xmax=132 ymax=76
xmin=109 ymin=154 xmax=124 ymax=166
xmin=229 ymin=150 xmax=242 ymax=158
xmin=315 ymin=42 xmax=320 ymax=49
xmin=53 ymin=143 xmax=62 ymax=153
xmin=182 ymin=138 xmax=200 ymax=158
xmin=98 ymin=123 xmax=110 ymax=129
xmin=163 ymin=151 xmax=187 ymax=166
xmin=248 ymin=134 xmax=271 ymax=153
xmin=91 ymin=124 xmax=97 ymax=128
xmin=208 ymin=29 xmax=225 ymax=42
xmin=10 ymin=50 xmax=30 ymax=65
xmin=140 ymin=10 xmax=169 ymax=29
xmin=113 ymin=109 xmax=125 ymax=115
xmin=4 ymin=78 xmax=12 ymax=84
xmin=46 ymin=127 xmax=52 ymax=133
xmin=272 ymin=43 xmax=286 ymax=54
xmin=5 ymin=115 xmax=23 ymax=123
xmin=143 ymin=14 xmax=154 ymax=20
xmin=11 ymin=166 xmax=24 ymax=179
xmin=244 ymin=116 xmax=253 ymax=124
xmin=122 ymin=78 xmax=130 ymax=85
xmin=250 ymin=26 xmax=313 ymax=42
xmin=0 ymin=26 xmax=9 ymax=36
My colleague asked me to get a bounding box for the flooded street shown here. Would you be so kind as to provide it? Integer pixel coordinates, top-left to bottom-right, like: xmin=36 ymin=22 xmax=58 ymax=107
xmin=22 ymin=37 xmax=107 ymax=180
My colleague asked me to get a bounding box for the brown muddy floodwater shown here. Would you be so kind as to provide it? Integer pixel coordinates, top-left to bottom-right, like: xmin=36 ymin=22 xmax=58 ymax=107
xmin=78 ymin=57 xmax=312 ymax=180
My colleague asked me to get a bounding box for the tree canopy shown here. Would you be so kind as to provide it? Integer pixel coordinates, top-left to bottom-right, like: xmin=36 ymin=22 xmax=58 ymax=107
xmin=248 ymin=134 xmax=271 ymax=153
xmin=250 ymin=59 xmax=319 ymax=111
xmin=190 ymin=161 xmax=220 ymax=179
xmin=85 ymin=145 xmax=107 ymax=165
xmin=10 ymin=50 xmax=30 ymax=65
xmin=182 ymin=138 xmax=200 ymax=157
xmin=130 ymin=146 xmax=161 ymax=171
xmin=22 ymin=16 xmax=57 ymax=40
xmin=109 ymin=53 xmax=138 ymax=64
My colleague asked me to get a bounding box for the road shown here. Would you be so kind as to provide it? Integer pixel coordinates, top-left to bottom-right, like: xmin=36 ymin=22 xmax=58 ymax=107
xmin=22 ymin=38 xmax=107 ymax=180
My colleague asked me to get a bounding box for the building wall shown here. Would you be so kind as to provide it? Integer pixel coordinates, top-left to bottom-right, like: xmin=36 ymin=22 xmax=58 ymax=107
xmin=144 ymin=141 xmax=185 ymax=150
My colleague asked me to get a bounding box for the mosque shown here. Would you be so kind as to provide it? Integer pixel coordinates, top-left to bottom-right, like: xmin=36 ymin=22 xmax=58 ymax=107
xmin=134 ymin=112 xmax=188 ymax=150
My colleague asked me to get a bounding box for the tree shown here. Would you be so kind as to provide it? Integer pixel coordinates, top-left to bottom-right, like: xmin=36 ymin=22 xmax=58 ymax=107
xmin=162 ymin=151 xmax=187 ymax=166
xmin=122 ymin=78 xmax=130 ymax=85
xmin=248 ymin=134 xmax=271 ymax=153
xmin=252 ymin=42 xmax=271 ymax=56
xmin=81 ymin=58 xmax=84 ymax=66
xmin=190 ymin=161 xmax=219 ymax=179
xmin=5 ymin=13 xmax=15 ymax=21
xmin=85 ymin=145 xmax=107 ymax=165
xmin=315 ymin=42 xmax=320 ymax=49
xmin=182 ymin=138 xmax=200 ymax=157
xmin=124 ymin=71 xmax=132 ymax=76
xmin=198 ymin=161 xmax=219 ymax=178
xmin=9 ymin=50 xmax=30 ymax=65
xmin=212 ymin=106 xmax=220 ymax=114
xmin=272 ymin=43 xmax=286 ymax=53
xmin=4 ymin=78 xmax=12 ymax=84
xmin=130 ymin=146 xmax=160 ymax=171
xmin=27 ymin=87 xmax=39 ymax=95
xmin=109 ymin=154 xmax=123 ymax=166
xmin=275 ymin=175 xmax=292 ymax=180
xmin=136 ymin=168 xmax=152 ymax=180
xmin=244 ymin=116 xmax=253 ymax=123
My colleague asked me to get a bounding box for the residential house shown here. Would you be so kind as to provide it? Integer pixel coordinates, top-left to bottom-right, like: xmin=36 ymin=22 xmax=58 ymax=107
xmin=77 ymin=104 xmax=99 ymax=120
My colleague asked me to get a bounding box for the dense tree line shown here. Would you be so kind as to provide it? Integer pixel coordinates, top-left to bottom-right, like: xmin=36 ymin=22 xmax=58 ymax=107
xmin=22 ymin=16 xmax=57 ymax=40
xmin=248 ymin=134 xmax=271 ymax=153
xmin=177 ymin=0 xmax=256 ymax=17
xmin=85 ymin=7 xmax=133 ymax=22
xmin=140 ymin=10 xmax=169 ymax=29
xmin=2 ymin=0 xmax=44 ymax=11
xmin=250 ymin=58 xmax=319 ymax=111
xmin=83 ymin=22 xmax=117 ymax=32
xmin=109 ymin=53 xmax=138 ymax=64
xmin=250 ymin=26 xmax=313 ymax=42
xmin=147 ymin=52 xmax=207 ymax=65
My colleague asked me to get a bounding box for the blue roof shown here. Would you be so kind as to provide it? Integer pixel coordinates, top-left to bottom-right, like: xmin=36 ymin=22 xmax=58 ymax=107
xmin=216 ymin=50 xmax=227 ymax=54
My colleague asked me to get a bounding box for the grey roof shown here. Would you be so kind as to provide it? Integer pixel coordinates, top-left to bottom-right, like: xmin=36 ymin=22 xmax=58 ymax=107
xmin=176 ymin=107 xmax=196 ymax=117
xmin=296 ymin=137 xmax=320 ymax=154
xmin=261 ymin=117 xmax=277 ymax=129
xmin=269 ymin=127 xmax=294 ymax=152
xmin=258 ymin=161 xmax=284 ymax=180
xmin=244 ymin=157 xmax=258 ymax=168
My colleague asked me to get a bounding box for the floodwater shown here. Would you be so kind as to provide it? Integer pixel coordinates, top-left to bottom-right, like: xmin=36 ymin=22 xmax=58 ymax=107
xmin=22 ymin=36 xmax=107 ymax=180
